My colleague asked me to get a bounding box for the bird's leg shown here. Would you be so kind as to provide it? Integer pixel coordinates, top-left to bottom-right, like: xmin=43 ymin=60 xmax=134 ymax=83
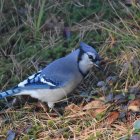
xmin=48 ymin=102 xmax=62 ymax=116
xmin=37 ymin=102 xmax=53 ymax=119
xmin=38 ymin=101 xmax=49 ymax=112
xmin=4 ymin=97 xmax=21 ymax=109
xmin=48 ymin=102 xmax=55 ymax=110
xmin=4 ymin=98 xmax=12 ymax=109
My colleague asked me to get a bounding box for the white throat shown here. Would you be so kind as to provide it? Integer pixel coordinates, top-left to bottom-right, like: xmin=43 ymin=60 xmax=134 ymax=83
xmin=78 ymin=53 xmax=93 ymax=75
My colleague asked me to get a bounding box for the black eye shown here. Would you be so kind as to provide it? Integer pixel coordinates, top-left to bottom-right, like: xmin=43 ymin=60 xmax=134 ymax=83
xmin=88 ymin=55 xmax=93 ymax=59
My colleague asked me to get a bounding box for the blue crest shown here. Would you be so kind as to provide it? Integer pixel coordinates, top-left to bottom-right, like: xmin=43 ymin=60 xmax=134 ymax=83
xmin=79 ymin=42 xmax=102 ymax=60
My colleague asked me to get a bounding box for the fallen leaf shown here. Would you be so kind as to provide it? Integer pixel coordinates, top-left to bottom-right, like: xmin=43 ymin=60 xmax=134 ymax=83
xmin=65 ymin=103 xmax=81 ymax=114
xmin=88 ymin=107 xmax=106 ymax=118
xmin=83 ymin=100 xmax=108 ymax=118
xmin=65 ymin=112 xmax=85 ymax=119
xmin=83 ymin=100 xmax=105 ymax=111
xmin=65 ymin=102 xmax=109 ymax=119
xmin=107 ymin=111 xmax=119 ymax=124
xmin=128 ymin=99 xmax=140 ymax=112
xmin=6 ymin=130 xmax=16 ymax=140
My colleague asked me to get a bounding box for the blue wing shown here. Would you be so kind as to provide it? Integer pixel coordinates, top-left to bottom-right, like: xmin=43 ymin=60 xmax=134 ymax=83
xmin=17 ymin=70 xmax=60 ymax=88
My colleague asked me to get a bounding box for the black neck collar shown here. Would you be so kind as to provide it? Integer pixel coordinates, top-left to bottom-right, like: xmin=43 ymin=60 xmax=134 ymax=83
xmin=77 ymin=48 xmax=88 ymax=77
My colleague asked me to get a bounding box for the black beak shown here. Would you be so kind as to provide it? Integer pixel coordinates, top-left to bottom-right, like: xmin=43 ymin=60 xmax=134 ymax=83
xmin=94 ymin=63 xmax=103 ymax=71
xmin=94 ymin=59 xmax=104 ymax=71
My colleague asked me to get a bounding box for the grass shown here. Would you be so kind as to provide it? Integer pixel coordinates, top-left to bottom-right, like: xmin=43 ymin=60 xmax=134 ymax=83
xmin=0 ymin=0 xmax=140 ymax=139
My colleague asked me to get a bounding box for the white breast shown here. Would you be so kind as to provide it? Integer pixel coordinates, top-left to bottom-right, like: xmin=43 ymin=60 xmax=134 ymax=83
xmin=78 ymin=53 xmax=93 ymax=74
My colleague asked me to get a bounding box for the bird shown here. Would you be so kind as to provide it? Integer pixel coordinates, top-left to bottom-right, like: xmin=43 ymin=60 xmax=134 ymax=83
xmin=0 ymin=42 xmax=102 ymax=109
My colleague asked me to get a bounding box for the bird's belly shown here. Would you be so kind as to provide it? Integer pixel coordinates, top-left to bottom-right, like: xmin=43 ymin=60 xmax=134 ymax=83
xmin=20 ymin=85 xmax=74 ymax=103
xmin=35 ymin=88 xmax=70 ymax=103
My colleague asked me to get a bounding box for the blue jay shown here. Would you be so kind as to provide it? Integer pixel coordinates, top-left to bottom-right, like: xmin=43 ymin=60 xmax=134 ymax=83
xmin=0 ymin=42 xmax=102 ymax=109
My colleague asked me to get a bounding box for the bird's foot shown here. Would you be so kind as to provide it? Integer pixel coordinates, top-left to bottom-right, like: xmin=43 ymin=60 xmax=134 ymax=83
xmin=49 ymin=107 xmax=62 ymax=117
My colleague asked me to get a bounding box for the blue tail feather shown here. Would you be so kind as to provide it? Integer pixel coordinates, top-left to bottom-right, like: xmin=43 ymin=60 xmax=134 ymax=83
xmin=0 ymin=86 xmax=21 ymax=99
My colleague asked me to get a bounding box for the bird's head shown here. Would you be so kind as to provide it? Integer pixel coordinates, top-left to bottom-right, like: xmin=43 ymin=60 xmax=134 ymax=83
xmin=78 ymin=42 xmax=102 ymax=76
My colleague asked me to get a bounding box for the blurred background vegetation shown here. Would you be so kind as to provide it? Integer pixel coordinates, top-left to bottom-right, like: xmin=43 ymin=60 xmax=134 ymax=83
xmin=0 ymin=0 xmax=140 ymax=139
xmin=0 ymin=0 xmax=139 ymax=90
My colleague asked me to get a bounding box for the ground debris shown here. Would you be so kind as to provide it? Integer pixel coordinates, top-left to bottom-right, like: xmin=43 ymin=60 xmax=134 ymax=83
xmin=6 ymin=130 xmax=16 ymax=140
xmin=129 ymin=81 xmax=140 ymax=94
xmin=106 ymin=111 xmax=120 ymax=124
xmin=128 ymin=99 xmax=140 ymax=112
xmin=83 ymin=100 xmax=105 ymax=111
